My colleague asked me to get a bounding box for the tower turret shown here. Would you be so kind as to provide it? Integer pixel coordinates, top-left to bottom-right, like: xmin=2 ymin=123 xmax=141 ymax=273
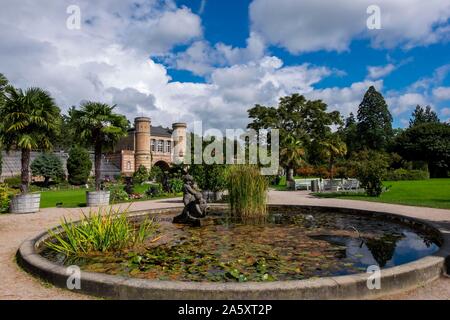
xmin=134 ymin=117 xmax=151 ymax=170
xmin=172 ymin=122 xmax=187 ymax=164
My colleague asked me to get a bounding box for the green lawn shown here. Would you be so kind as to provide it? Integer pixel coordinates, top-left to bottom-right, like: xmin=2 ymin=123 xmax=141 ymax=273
xmin=315 ymin=179 xmax=450 ymax=209
xmin=39 ymin=188 xmax=89 ymax=208
xmin=39 ymin=184 xmax=181 ymax=208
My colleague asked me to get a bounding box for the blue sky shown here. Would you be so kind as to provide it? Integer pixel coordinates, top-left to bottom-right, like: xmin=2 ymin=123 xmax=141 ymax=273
xmin=0 ymin=0 xmax=449 ymax=129
xmin=165 ymin=0 xmax=450 ymax=127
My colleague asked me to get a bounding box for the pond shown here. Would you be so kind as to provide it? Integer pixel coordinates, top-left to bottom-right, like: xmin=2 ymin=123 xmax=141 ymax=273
xmin=42 ymin=208 xmax=440 ymax=282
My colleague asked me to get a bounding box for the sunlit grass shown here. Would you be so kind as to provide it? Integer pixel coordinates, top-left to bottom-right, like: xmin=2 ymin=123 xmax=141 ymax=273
xmin=314 ymin=179 xmax=450 ymax=209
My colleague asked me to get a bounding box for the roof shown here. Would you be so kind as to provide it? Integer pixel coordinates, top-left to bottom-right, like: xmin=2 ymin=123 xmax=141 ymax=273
xmin=127 ymin=125 xmax=173 ymax=138
xmin=151 ymin=125 xmax=173 ymax=138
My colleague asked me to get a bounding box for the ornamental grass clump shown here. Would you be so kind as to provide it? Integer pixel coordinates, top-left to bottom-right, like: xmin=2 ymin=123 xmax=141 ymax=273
xmin=46 ymin=206 xmax=158 ymax=256
xmin=227 ymin=165 xmax=268 ymax=219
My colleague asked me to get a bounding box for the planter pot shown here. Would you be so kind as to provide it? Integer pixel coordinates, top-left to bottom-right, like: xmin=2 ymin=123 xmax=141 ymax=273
xmin=9 ymin=193 xmax=40 ymax=214
xmin=86 ymin=191 xmax=110 ymax=207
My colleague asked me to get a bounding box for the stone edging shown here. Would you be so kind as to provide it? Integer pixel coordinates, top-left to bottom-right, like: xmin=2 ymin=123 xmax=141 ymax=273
xmin=17 ymin=205 xmax=450 ymax=300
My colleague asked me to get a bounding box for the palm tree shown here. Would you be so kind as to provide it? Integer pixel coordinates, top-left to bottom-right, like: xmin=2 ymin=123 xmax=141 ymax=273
xmin=280 ymin=134 xmax=306 ymax=182
xmin=0 ymin=73 xmax=8 ymax=105
xmin=68 ymin=102 xmax=129 ymax=191
xmin=0 ymin=73 xmax=8 ymax=90
xmin=320 ymin=133 xmax=347 ymax=183
xmin=0 ymin=86 xmax=61 ymax=193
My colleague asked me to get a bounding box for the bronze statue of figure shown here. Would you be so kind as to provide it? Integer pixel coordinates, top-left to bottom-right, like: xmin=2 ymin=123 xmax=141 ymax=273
xmin=173 ymin=174 xmax=208 ymax=226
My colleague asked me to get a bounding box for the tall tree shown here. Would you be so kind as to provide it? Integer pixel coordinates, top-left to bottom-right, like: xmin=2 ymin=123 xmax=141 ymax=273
xmin=0 ymin=73 xmax=7 ymax=177
xmin=68 ymin=102 xmax=129 ymax=190
xmin=0 ymin=86 xmax=61 ymax=192
xmin=356 ymin=86 xmax=393 ymax=150
xmin=280 ymin=134 xmax=306 ymax=182
xmin=0 ymin=73 xmax=8 ymax=93
xmin=409 ymin=105 xmax=440 ymax=127
xmin=340 ymin=112 xmax=359 ymax=156
xmin=394 ymin=122 xmax=450 ymax=178
xmin=247 ymin=94 xmax=341 ymax=176
xmin=319 ymin=133 xmax=347 ymax=182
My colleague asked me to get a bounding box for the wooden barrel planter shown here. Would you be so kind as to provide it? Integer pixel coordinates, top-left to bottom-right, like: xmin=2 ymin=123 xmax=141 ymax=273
xmin=9 ymin=193 xmax=41 ymax=214
xmin=86 ymin=191 xmax=110 ymax=207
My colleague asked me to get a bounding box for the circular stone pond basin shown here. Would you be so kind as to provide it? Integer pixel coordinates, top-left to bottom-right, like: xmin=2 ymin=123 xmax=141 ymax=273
xmin=40 ymin=206 xmax=442 ymax=284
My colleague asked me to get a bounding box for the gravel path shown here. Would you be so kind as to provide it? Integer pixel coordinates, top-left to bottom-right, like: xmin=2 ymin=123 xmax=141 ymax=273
xmin=0 ymin=191 xmax=448 ymax=300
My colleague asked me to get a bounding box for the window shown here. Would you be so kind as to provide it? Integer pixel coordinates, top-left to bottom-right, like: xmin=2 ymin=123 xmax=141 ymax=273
xmin=151 ymin=139 xmax=155 ymax=152
xmin=157 ymin=140 xmax=164 ymax=152
xmin=166 ymin=141 xmax=171 ymax=153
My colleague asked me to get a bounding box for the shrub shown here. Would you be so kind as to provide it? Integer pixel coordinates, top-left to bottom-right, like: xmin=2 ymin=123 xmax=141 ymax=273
xmin=45 ymin=206 xmax=159 ymax=255
xmin=133 ymin=165 xmax=149 ymax=184
xmin=149 ymin=165 xmax=164 ymax=183
xmin=384 ymin=168 xmax=429 ymax=181
xmin=296 ymin=165 xmax=315 ymax=177
xmin=3 ymin=176 xmax=21 ymax=189
xmin=353 ymin=151 xmax=389 ymax=197
xmin=0 ymin=183 xmax=18 ymax=213
xmin=67 ymin=146 xmax=92 ymax=185
xmin=146 ymin=183 xmax=163 ymax=198
xmin=110 ymin=187 xmax=129 ymax=203
xmin=313 ymin=166 xmax=329 ymax=178
xmin=168 ymin=178 xmax=183 ymax=193
xmin=189 ymin=163 xmax=227 ymax=192
xmin=31 ymin=153 xmax=65 ymax=186
xmin=227 ymin=165 xmax=268 ymax=219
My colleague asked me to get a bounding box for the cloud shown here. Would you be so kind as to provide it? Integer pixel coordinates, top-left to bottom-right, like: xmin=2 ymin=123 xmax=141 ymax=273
xmin=433 ymin=87 xmax=450 ymax=100
xmin=387 ymin=93 xmax=429 ymax=116
xmin=307 ymin=80 xmax=384 ymax=116
xmin=0 ymin=0 xmax=448 ymax=133
xmin=198 ymin=0 xmax=207 ymax=15
xmin=164 ymin=32 xmax=266 ymax=76
xmin=249 ymin=0 xmax=450 ymax=54
xmin=367 ymin=64 xmax=396 ymax=79
xmin=160 ymin=57 xmax=334 ymax=129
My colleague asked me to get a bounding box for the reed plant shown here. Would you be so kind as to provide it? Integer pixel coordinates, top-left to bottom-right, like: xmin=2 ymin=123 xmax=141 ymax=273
xmin=46 ymin=206 xmax=158 ymax=256
xmin=227 ymin=165 xmax=268 ymax=219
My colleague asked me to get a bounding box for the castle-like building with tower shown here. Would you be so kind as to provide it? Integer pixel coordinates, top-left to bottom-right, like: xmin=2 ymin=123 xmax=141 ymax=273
xmin=107 ymin=117 xmax=187 ymax=176
xmin=0 ymin=117 xmax=187 ymax=180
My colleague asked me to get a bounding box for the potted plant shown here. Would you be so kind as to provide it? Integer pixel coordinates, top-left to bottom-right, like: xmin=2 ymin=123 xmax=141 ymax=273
xmin=68 ymin=102 xmax=129 ymax=207
xmin=0 ymin=79 xmax=61 ymax=213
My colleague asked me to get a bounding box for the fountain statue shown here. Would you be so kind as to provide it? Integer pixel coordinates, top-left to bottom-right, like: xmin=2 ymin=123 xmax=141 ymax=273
xmin=173 ymin=174 xmax=208 ymax=226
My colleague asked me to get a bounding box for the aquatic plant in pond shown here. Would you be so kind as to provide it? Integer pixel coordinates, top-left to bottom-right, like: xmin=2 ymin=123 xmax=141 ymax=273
xmin=46 ymin=206 xmax=158 ymax=255
xmin=227 ymin=165 xmax=268 ymax=219
xmin=43 ymin=210 xmax=440 ymax=282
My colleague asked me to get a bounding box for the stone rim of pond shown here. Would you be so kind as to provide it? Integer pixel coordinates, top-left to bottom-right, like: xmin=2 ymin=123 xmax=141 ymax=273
xmin=17 ymin=205 xmax=450 ymax=300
